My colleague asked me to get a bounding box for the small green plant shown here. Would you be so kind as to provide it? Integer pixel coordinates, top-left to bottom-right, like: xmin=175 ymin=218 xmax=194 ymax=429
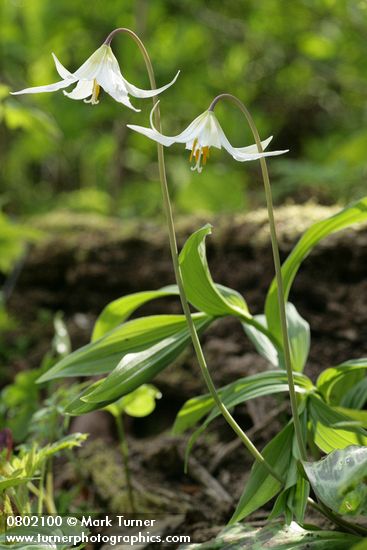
xmin=10 ymin=23 xmax=367 ymax=549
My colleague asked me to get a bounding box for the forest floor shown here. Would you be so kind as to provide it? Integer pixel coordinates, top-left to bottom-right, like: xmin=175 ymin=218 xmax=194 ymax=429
xmin=3 ymin=203 xmax=367 ymax=548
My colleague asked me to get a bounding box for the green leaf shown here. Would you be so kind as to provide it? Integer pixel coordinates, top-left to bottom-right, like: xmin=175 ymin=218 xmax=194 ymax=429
xmin=243 ymin=314 xmax=279 ymax=366
xmin=173 ymin=370 xmax=313 ymax=435
xmin=0 ymin=476 xmax=32 ymax=492
xmin=285 ymin=303 xmax=310 ymax=372
xmin=333 ymin=407 xmax=367 ymax=428
xmin=265 ymin=197 xmax=367 ymax=339
xmin=105 ymin=384 xmax=162 ymax=418
xmin=309 ymin=395 xmax=367 ymax=453
xmin=316 ymin=359 xmax=367 ymax=405
xmin=81 ymin=314 xmax=211 ymax=404
xmin=92 ymin=286 xmax=180 ymax=341
xmin=179 ymin=521 xmax=362 ymax=549
xmin=243 ymin=303 xmax=310 ymax=372
xmin=64 ymin=380 xmax=112 ymax=416
xmin=179 ymin=224 xmax=250 ymax=317
xmin=303 ymin=446 xmax=367 ymax=516
xmin=341 ymin=377 xmax=367 ymax=410
xmin=230 ymin=423 xmax=294 ymax=523
xmin=38 ymin=314 xmax=210 ymax=382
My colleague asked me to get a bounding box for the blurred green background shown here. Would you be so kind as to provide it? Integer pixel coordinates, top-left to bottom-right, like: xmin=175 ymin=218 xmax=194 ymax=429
xmin=1 ymin=0 xmax=367 ymax=220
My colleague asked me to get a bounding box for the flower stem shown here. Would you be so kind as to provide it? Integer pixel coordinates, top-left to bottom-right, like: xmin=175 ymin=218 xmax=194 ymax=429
xmin=209 ymin=93 xmax=307 ymax=460
xmin=115 ymin=414 xmax=136 ymax=514
xmin=113 ymin=28 xmax=283 ymax=484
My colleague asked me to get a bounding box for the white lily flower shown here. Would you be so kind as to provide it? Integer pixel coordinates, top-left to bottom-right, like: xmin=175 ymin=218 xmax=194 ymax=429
xmin=11 ymin=45 xmax=179 ymax=112
xmin=127 ymin=103 xmax=288 ymax=172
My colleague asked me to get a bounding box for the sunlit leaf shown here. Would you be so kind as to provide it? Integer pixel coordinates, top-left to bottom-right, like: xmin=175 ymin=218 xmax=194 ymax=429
xmin=80 ymin=314 xmax=211 ymax=404
xmin=265 ymin=197 xmax=367 ymax=339
xmin=105 ymin=384 xmax=162 ymax=418
xmin=173 ymin=370 xmax=312 ymax=435
xmin=92 ymin=286 xmax=180 ymax=340
xmin=179 ymin=224 xmax=250 ymax=317
xmin=316 ymin=359 xmax=367 ymax=405
xmin=38 ymin=314 xmax=211 ymax=382
xmin=309 ymin=395 xmax=367 ymax=453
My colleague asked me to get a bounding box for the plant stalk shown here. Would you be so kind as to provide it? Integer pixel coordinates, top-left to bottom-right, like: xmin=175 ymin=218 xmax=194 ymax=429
xmin=115 ymin=414 xmax=136 ymax=514
xmin=209 ymin=94 xmax=307 ymax=460
xmin=110 ymin=28 xmax=283 ymax=484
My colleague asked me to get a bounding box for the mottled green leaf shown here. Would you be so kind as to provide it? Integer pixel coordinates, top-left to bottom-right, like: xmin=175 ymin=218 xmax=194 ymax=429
xmin=179 ymin=521 xmax=362 ymax=549
xmin=303 ymin=446 xmax=367 ymax=516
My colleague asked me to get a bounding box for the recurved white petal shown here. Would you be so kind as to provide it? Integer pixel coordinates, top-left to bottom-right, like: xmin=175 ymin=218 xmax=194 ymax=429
xmin=52 ymin=53 xmax=73 ymax=79
xmin=122 ymin=70 xmax=180 ymax=99
xmin=218 ymin=124 xmax=288 ymax=161
xmin=234 ymin=135 xmax=273 ymax=154
xmin=11 ymin=77 xmax=77 ymax=95
xmin=126 ymin=124 xmax=176 ymax=146
xmin=64 ymin=80 xmax=94 ymax=100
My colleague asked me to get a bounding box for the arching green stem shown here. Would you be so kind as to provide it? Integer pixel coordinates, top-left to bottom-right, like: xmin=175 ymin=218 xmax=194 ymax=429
xmin=209 ymin=93 xmax=307 ymax=460
xmin=108 ymin=28 xmax=283 ymax=483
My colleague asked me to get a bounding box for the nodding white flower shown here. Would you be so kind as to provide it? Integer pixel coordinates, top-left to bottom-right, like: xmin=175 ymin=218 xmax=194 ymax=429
xmin=11 ymin=45 xmax=179 ymax=112
xmin=127 ymin=103 xmax=288 ymax=172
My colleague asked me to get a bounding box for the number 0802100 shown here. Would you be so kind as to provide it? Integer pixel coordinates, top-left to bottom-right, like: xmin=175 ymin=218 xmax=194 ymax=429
xmin=6 ymin=515 xmax=63 ymax=528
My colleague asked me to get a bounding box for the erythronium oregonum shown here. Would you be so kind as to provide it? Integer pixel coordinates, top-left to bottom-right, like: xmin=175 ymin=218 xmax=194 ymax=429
xmin=11 ymin=36 xmax=179 ymax=111
xmin=127 ymin=102 xmax=288 ymax=172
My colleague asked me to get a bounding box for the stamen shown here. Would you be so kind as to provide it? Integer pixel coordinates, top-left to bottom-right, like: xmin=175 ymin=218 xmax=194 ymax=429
xmin=189 ymin=142 xmax=211 ymax=172
xmin=84 ymin=79 xmax=100 ymax=105
xmin=190 ymin=138 xmax=198 ymax=162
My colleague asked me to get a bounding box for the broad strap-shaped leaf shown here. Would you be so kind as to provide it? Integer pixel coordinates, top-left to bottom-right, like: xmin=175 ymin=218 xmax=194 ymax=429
xmin=309 ymin=395 xmax=367 ymax=453
xmin=286 ymin=303 xmax=310 ymax=372
xmin=265 ymin=196 xmax=367 ymax=339
xmin=333 ymin=406 xmax=367 ymax=428
xmin=243 ymin=303 xmax=310 ymax=372
xmin=179 ymin=521 xmax=362 ymax=549
xmin=38 ymin=314 xmax=211 ymax=382
xmin=81 ymin=314 xmax=211 ymax=404
xmin=179 ymin=224 xmax=250 ymax=317
xmin=316 ymin=358 xmax=367 ymax=405
xmin=269 ymin=411 xmax=309 ymax=524
xmin=65 ymin=380 xmax=113 ymax=415
xmin=92 ymin=286 xmax=180 ymax=341
xmin=173 ymin=370 xmax=313 ymax=435
xmin=243 ymin=314 xmax=280 ymax=366
xmin=303 ymin=446 xmax=367 ymax=516
xmin=341 ymin=377 xmax=367 ymax=410
xmin=229 ymin=423 xmax=294 ymax=523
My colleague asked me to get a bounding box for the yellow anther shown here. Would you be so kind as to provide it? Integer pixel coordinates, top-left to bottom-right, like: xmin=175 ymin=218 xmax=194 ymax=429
xmin=190 ymin=138 xmax=198 ymax=162
xmin=90 ymin=79 xmax=100 ymax=105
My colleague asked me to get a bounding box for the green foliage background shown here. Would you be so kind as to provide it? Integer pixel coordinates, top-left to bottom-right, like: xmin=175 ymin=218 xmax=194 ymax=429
xmin=1 ymin=0 xmax=367 ymax=218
